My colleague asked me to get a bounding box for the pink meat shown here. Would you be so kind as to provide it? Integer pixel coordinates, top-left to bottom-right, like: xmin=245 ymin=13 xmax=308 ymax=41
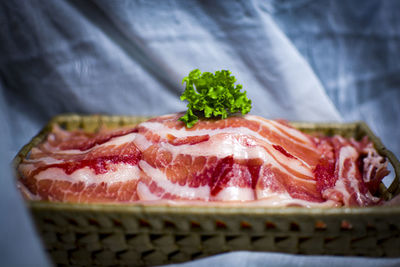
xmin=17 ymin=113 xmax=389 ymax=206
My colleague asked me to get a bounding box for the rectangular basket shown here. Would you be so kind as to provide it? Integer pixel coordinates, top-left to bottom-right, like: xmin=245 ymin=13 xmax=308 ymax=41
xmin=13 ymin=114 xmax=400 ymax=266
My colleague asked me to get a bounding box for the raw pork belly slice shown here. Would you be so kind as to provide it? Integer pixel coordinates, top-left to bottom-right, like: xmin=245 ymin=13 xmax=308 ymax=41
xmin=19 ymin=126 xmax=142 ymax=202
xmin=18 ymin=113 xmax=389 ymax=207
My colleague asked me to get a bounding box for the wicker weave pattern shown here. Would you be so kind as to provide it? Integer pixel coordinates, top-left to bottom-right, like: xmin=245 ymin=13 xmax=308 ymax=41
xmin=14 ymin=114 xmax=400 ymax=266
xmin=33 ymin=204 xmax=400 ymax=266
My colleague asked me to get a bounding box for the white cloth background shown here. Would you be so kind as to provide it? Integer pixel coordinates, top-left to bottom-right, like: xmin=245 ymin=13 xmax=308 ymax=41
xmin=0 ymin=0 xmax=399 ymax=266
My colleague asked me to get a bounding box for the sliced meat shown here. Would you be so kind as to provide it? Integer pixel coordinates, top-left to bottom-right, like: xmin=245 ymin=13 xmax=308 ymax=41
xmin=17 ymin=113 xmax=389 ymax=207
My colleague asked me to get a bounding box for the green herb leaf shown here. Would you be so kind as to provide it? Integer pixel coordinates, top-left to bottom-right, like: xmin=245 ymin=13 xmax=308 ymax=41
xmin=179 ymin=69 xmax=252 ymax=128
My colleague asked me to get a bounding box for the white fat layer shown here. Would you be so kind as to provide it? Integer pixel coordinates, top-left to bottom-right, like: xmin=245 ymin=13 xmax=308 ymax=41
xmin=246 ymin=116 xmax=316 ymax=168
xmin=47 ymin=133 xmax=138 ymax=154
xmin=24 ymin=156 xmax=64 ymax=165
xmin=156 ymin=135 xmax=314 ymax=182
xmin=140 ymin=120 xmax=312 ymax=169
xmin=245 ymin=115 xmax=312 ymax=145
xmin=140 ymin=121 xmax=270 ymax=143
xmin=35 ymin=164 xmax=140 ymax=184
xmin=17 ymin=181 xmax=41 ymax=201
xmin=345 ymin=146 xmax=361 ymax=197
xmin=212 ymin=187 xmax=254 ymax=201
xmin=135 ymin=170 xmax=322 ymax=206
xmin=328 ymin=177 xmax=350 ymax=205
xmin=330 ymin=145 xmax=378 ymax=205
xmin=256 ymin=184 xmax=286 ymax=199
xmin=19 ymin=163 xmax=37 ymax=177
xmin=323 ymin=146 xmax=379 ymax=206
xmin=139 ymin=161 xmax=211 ymax=200
xmin=325 ymin=146 xmax=356 ymax=206
xmin=362 ymin=144 xmax=388 ymax=183
xmin=101 ymin=132 xmax=137 ymax=147
xmin=137 ymin=181 xmax=161 ymax=201
xmin=337 ymin=146 xmax=358 ymax=205
xmin=255 ymin=191 xmax=322 ymax=207
xmin=266 ymin=119 xmax=312 ymax=144
xmin=30 ymin=147 xmax=43 ymax=156
xmin=157 ymin=113 xmax=177 ymax=119
xmin=255 ymin=176 xmax=323 ymax=207
xmin=152 ymin=197 xmax=338 ymax=208
xmin=133 ymin=133 xmax=153 ymax=151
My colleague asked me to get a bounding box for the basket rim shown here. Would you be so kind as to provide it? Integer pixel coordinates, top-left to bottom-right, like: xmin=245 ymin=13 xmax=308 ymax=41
xmin=28 ymin=199 xmax=400 ymax=216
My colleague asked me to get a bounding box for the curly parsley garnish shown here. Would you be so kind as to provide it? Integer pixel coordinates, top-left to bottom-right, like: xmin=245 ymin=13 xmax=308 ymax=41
xmin=179 ymin=69 xmax=252 ymax=128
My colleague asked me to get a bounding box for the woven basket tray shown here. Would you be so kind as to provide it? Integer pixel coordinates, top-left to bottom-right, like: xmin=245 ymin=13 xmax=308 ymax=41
xmin=13 ymin=114 xmax=400 ymax=266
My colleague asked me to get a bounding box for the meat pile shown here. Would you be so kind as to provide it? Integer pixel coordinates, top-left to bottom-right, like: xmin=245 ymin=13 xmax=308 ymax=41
xmin=17 ymin=113 xmax=389 ymax=207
